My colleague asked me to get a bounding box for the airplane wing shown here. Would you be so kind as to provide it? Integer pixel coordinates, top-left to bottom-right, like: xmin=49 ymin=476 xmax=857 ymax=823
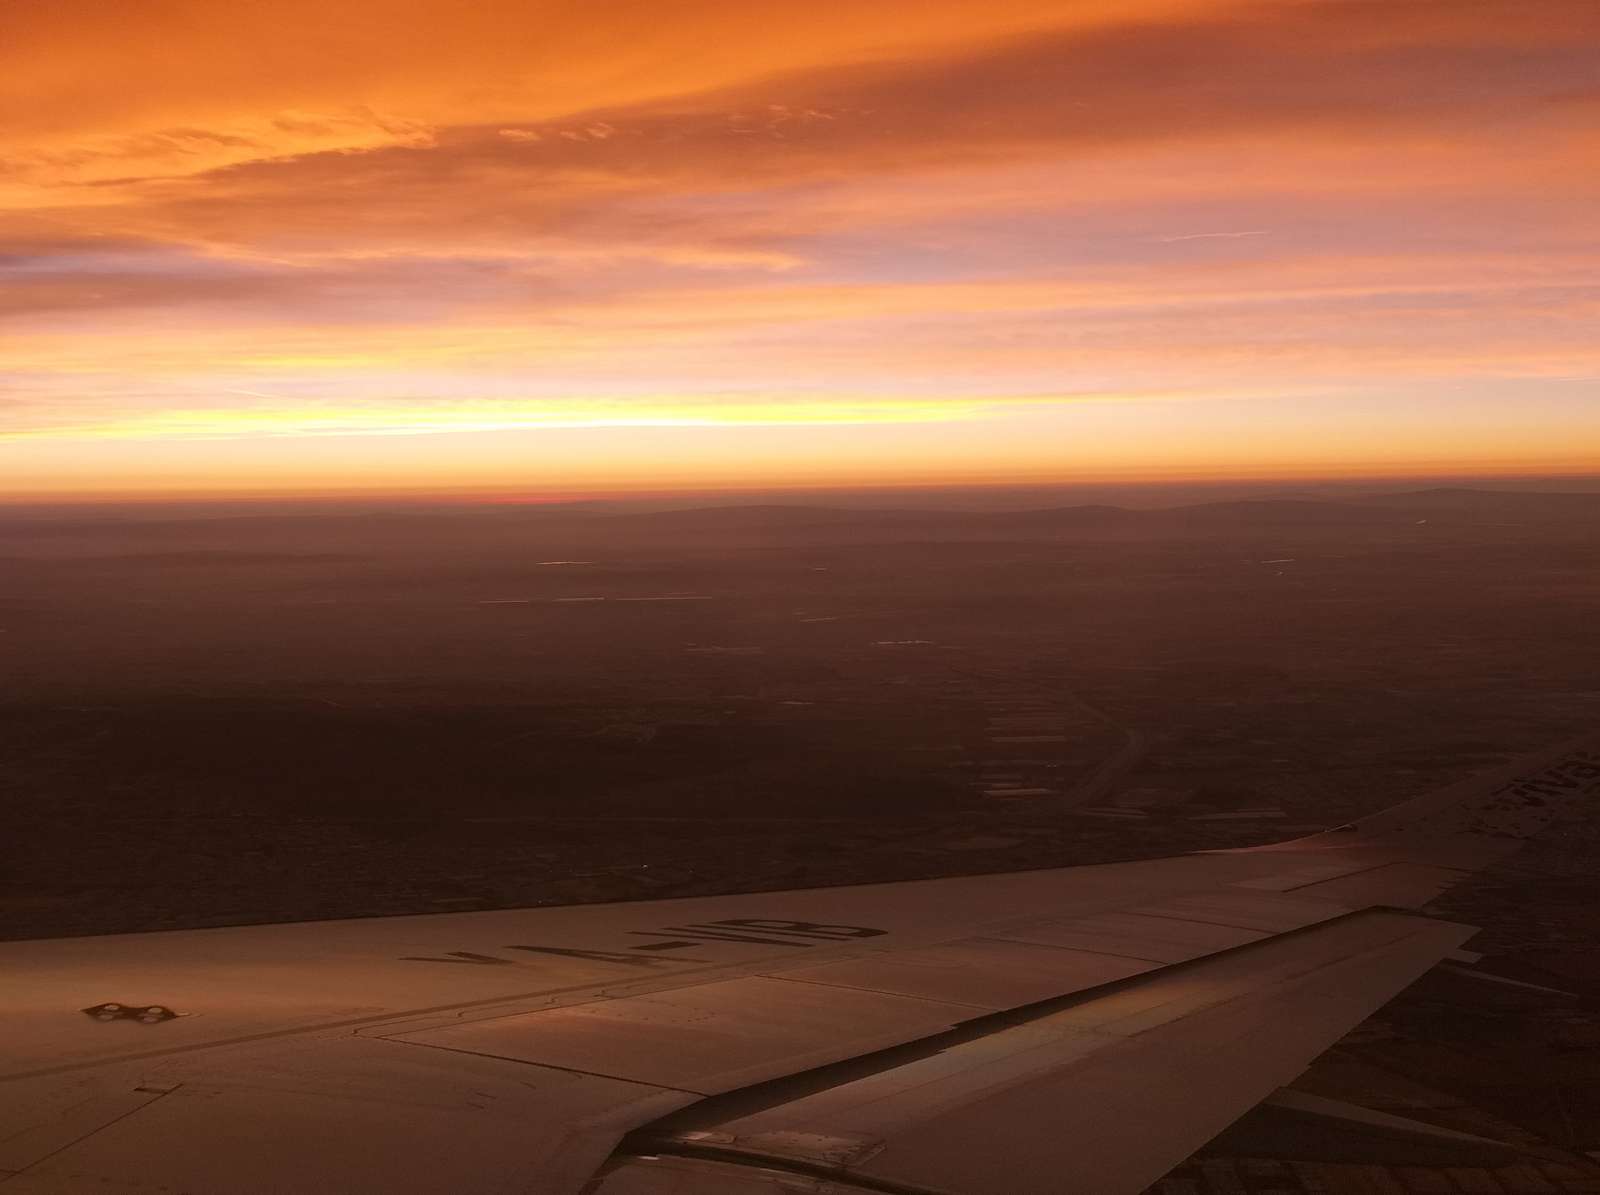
xmin=3 ymin=732 xmax=1596 ymax=1194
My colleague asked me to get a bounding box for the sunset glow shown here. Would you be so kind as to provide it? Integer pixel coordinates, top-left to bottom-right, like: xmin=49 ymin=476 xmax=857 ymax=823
xmin=5 ymin=0 xmax=1598 ymax=499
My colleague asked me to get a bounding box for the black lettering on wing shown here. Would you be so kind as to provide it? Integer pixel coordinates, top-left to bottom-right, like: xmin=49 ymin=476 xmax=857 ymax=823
xmin=708 ymin=918 xmax=889 ymax=939
xmin=507 ymin=944 xmax=707 ymax=967
xmin=631 ymin=927 xmax=817 ymax=947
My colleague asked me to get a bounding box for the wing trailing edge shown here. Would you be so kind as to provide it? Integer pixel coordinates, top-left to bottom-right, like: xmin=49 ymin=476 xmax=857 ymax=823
xmin=593 ymin=911 xmax=1474 ymax=1194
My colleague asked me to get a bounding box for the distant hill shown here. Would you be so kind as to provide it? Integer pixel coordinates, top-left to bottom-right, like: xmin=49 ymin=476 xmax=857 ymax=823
xmin=1145 ymin=499 xmax=1413 ymax=528
xmin=594 ymin=489 xmax=1599 ymax=537
xmin=601 ymin=504 xmax=931 ymax=529
xmin=595 ymin=502 xmax=1145 ymax=543
xmin=968 ymin=504 xmax=1137 ymax=527
xmin=1353 ymin=487 xmax=1600 ymax=518
xmin=0 ymin=487 xmax=1591 ymax=558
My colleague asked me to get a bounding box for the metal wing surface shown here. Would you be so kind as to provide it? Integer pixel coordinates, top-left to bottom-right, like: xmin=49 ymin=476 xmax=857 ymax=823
xmin=3 ymin=732 xmax=1596 ymax=1194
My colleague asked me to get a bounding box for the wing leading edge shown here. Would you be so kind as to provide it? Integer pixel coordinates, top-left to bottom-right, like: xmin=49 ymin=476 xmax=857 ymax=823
xmin=1 ymin=731 xmax=1595 ymax=1193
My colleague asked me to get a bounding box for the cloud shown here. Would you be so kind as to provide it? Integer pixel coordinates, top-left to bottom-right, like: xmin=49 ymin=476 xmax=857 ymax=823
xmin=4 ymin=0 xmax=1598 ymax=492
xmin=5 ymin=0 xmax=1593 ymax=323
xmin=1153 ymin=231 xmax=1269 ymax=243
xmin=1 ymin=0 xmax=1161 ymax=190
xmin=1 ymin=109 xmax=436 ymax=191
xmin=0 ymin=394 xmax=1046 ymax=441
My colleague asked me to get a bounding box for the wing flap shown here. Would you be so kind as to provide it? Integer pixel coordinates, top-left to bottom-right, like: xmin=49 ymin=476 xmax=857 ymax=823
xmin=601 ymin=911 xmax=1476 ymax=1195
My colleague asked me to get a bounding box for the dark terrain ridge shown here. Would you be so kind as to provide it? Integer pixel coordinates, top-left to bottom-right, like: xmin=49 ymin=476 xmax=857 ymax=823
xmin=4 ymin=485 xmax=1597 ymax=547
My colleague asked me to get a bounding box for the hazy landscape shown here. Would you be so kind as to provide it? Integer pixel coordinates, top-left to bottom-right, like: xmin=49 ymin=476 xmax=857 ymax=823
xmin=4 ymin=482 xmax=1597 ymax=941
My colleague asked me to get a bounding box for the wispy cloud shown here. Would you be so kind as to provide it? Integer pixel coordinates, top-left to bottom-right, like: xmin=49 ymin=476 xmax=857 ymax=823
xmin=1153 ymin=230 xmax=1269 ymax=243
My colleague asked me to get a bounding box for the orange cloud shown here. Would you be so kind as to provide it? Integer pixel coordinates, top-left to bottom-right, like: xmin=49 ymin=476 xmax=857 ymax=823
xmin=5 ymin=1 xmax=1200 ymax=190
xmin=3 ymin=0 xmax=1598 ymax=497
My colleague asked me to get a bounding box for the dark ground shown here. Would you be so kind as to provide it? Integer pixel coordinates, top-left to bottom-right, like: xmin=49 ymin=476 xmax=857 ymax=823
xmin=3 ymin=485 xmax=1597 ymax=938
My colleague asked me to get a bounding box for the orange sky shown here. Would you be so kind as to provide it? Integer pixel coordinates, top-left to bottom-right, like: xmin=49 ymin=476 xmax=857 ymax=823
xmin=3 ymin=0 xmax=1597 ymax=499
